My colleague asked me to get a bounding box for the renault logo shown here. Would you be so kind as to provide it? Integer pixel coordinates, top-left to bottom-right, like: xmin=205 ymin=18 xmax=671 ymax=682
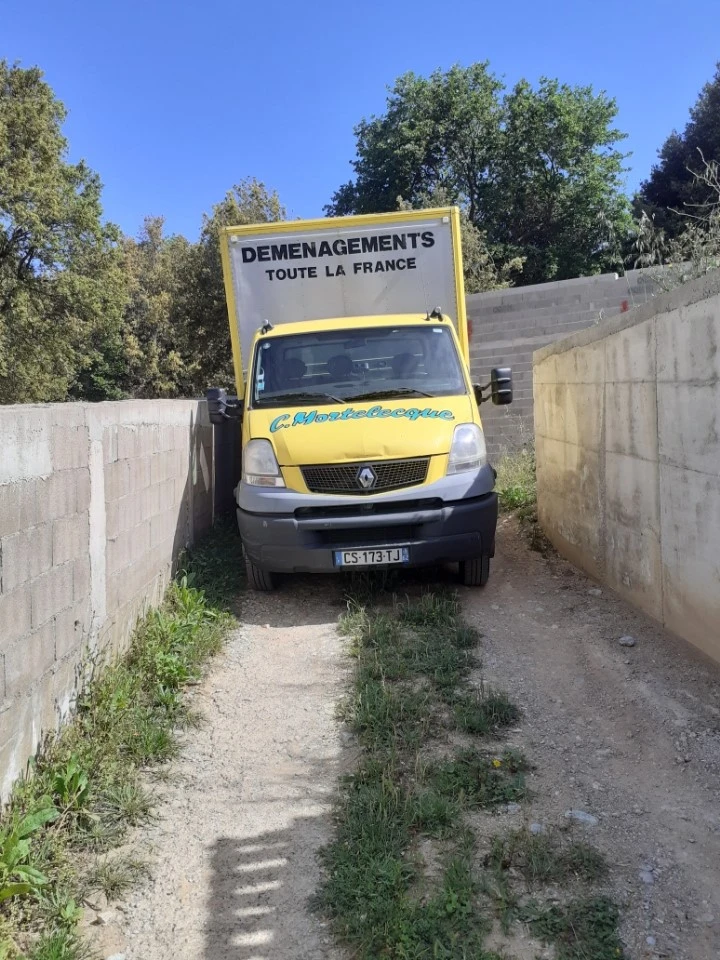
xmin=357 ymin=465 xmax=377 ymax=490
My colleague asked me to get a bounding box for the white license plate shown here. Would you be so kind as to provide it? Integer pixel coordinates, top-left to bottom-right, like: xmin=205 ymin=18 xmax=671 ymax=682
xmin=334 ymin=547 xmax=410 ymax=567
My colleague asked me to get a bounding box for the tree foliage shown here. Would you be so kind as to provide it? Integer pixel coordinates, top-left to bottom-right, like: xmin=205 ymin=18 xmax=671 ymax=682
xmin=328 ymin=64 xmax=630 ymax=285
xmin=631 ymin=157 xmax=720 ymax=288
xmin=0 ymin=61 xmax=126 ymax=402
xmin=637 ymin=63 xmax=720 ymax=236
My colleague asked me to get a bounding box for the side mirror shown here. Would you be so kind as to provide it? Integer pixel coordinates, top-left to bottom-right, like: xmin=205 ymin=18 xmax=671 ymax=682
xmin=490 ymin=367 xmax=512 ymax=405
xmin=206 ymin=387 xmax=244 ymax=424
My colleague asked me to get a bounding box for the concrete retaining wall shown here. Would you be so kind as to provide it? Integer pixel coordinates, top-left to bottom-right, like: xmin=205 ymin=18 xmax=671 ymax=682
xmin=533 ymin=271 xmax=720 ymax=664
xmin=0 ymin=401 xmax=217 ymax=799
xmin=467 ymin=269 xmax=660 ymax=455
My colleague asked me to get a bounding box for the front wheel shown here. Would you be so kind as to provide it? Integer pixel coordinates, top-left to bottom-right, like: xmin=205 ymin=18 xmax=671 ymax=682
xmin=459 ymin=554 xmax=490 ymax=587
xmin=245 ymin=558 xmax=276 ymax=591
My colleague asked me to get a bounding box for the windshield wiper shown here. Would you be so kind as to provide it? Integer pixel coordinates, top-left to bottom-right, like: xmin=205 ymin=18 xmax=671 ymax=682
xmin=256 ymin=391 xmax=345 ymax=405
xmin=346 ymin=387 xmax=435 ymax=401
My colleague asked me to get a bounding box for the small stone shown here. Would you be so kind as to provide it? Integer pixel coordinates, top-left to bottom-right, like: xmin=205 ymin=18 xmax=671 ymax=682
xmin=646 ymin=936 xmax=656 ymax=946
xmin=530 ymin=822 xmax=545 ymax=834
xmin=106 ymin=955 xmax=127 ymax=960
xmin=504 ymin=802 xmax=522 ymax=814
xmin=588 ymin=588 xmax=602 ymax=596
xmin=565 ymin=809 xmax=598 ymax=826
xmin=618 ymin=635 xmax=636 ymax=647
xmin=639 ymin=870 xmax=655 ymax=885
xmin=92 ymin=911 xmax=115 ymax=926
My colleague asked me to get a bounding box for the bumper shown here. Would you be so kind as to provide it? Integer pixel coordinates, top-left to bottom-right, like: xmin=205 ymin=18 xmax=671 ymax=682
xmin=237 ymin=477 xmax=498 ymax=574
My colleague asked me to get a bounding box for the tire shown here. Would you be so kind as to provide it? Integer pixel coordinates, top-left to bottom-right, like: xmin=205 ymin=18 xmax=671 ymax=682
xmin=459 ymin=554 xmax=490 ymax=587
xmin=245 ymin=558 xmax=276 ymax=591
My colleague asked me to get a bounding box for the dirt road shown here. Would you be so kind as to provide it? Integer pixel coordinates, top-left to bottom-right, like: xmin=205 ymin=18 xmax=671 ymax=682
xmin=92 ymin=518 xmax=720 ymax=960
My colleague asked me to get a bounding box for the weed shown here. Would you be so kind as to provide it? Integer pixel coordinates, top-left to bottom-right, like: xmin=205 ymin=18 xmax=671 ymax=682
xmin=51 ymin=761 xmax=91 ymax=815
xmin=452 ymin=689 xmax=520 ymax=735
xmin=396 ymin=591 xmax=459 ymax=629
xmin=494 ymin=446 xmax=536 ymax=512
xmin=86 ymin=852 xmax=149 ymax=900
xmin=427 ymin=749 xmax=529 ymax=809
xmin=350 ymin=675 xmax=431 ymax=750
xmin=28 ymin=929 xmax=95 ymax=960
xmin=490 ymin=828 xmax=606 ymax=886
xmin=0 ymin=804 xmax=58 ymax=903
xmin=522 ymin=896 xmax=626 ymax=960
xmin=99 ymin=781 xmax=155 ymax=827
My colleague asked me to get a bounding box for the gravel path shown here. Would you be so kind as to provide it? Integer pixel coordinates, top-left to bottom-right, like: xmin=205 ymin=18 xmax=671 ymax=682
xmin=86 ymin=519 xmax=720 ymax=960
xmin=89 ymin=587 xmax=349 ymax=960
xmin=463 ymin=515 xmax=720 ymax=960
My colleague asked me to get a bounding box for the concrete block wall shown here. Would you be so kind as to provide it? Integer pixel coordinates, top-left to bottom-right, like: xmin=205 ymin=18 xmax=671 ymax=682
xmin=467 ymin=269 xmax=661 ymax=456
xmin=533 ymin=271 xmax=720 ymax=665
xmin=0 ymin=401 xmax=215 ymax=800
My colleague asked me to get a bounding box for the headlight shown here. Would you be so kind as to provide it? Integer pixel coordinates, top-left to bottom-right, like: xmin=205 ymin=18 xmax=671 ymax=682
xmin=447 ymin=423 xmax=487 ymax=474
xmin=242 ymin=439 xmax=286 ymax=487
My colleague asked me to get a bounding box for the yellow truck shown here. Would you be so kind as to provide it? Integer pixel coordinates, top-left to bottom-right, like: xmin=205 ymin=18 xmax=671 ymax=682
xmin=207 ymin=207 xmax=512 ymax=590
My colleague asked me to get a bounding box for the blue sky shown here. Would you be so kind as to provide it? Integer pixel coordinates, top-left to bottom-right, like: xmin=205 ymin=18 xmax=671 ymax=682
xmin=3 ymin=0 xmax=718 ymax=239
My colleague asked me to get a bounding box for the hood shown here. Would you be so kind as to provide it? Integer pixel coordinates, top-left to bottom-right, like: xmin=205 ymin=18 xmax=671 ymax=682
xmin=248 ymin=395 xmax=474 ymax=464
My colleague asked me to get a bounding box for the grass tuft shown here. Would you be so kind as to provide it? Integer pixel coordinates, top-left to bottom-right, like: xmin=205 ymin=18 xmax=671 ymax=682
xmin=522 ymin=896 xmax=626 ymax=959
xmin=494 ymin=446 xmax=536 ymax=512
xmin=489 ymin=828 xmax=607 ymax=886
xmin=426 ymin=748 xmax=529 ymax=809
xmin=452 ymin=688 xmax=521 ymax=735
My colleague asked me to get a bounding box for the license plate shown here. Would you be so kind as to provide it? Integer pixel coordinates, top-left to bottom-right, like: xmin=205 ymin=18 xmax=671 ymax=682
xmin=334 ymin=547 xmax=410 ymax=567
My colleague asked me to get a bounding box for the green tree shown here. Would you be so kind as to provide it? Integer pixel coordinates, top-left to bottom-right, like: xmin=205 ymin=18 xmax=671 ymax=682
xmin=178 ymin=179 xmax=286 ymax=393
xmin=327 ymin=64 xmax=630 ymax=285
xmin=398 ymin=189 xmax=522 ymax=292
xmin=637 ymin=64 xmax=720 ymax=235
xmin=115 ymin=217 xmax=194 ymax=398
xmin=0 ymin=61 xmax=125 ymax=402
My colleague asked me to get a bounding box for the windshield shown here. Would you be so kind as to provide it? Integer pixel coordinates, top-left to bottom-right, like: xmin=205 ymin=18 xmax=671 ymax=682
xmin=250 ymin=325 xmax=467 ymax=407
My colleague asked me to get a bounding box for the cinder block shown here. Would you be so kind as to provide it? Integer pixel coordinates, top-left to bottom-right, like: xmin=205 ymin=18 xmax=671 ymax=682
xmin=0 ymin=584 xmax=32 ymax=648
xmin=73 ymin=557 xmax=91 ymax=602
xmin=51 ymin=425 xmax=88 ymax=471
xmin=106 ymin=528 xmax=134 ymax=576
xmin=1 ymin=523 xmax=53 ymax=593
xmin=131 ymin=457 xmax=152 ymax=491
xmin=52 ymin=513 xmax=89 ymax=566
xmin=31 ymin=563 xmax=74 ymax=629
xmin=103 ymin=424 xmax=119 ymax=464
xmin=35 ymin=471 xmax=78 ymax=522
xmin=0 ymin=480 xmax=39 ymax=539
xmin=104 ymin=460 xmax=131 ymax=501
xmin=140 ymin=484 xmax=162 ymax=522
xmin=160 ymin=425 xmax=175 ymax=452
xmin=54 ymin=599 xmax=91 ymax=660
xmin=117 ymin=425 xmax=140 ymax=460
xmin=5 ymin=620 xmax=55 ymax=700
xmin=138 ymin=424 xmax=160 ymax=457
xmin=75 ymin=469 xmax=91 ymax=514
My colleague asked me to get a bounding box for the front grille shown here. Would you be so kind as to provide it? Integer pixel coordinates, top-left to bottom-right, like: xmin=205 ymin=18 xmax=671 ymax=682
xmin=301 ymin=457 xmax=430 ymax=495
xmin=315 ymin=525 xmax=416 ymax=546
